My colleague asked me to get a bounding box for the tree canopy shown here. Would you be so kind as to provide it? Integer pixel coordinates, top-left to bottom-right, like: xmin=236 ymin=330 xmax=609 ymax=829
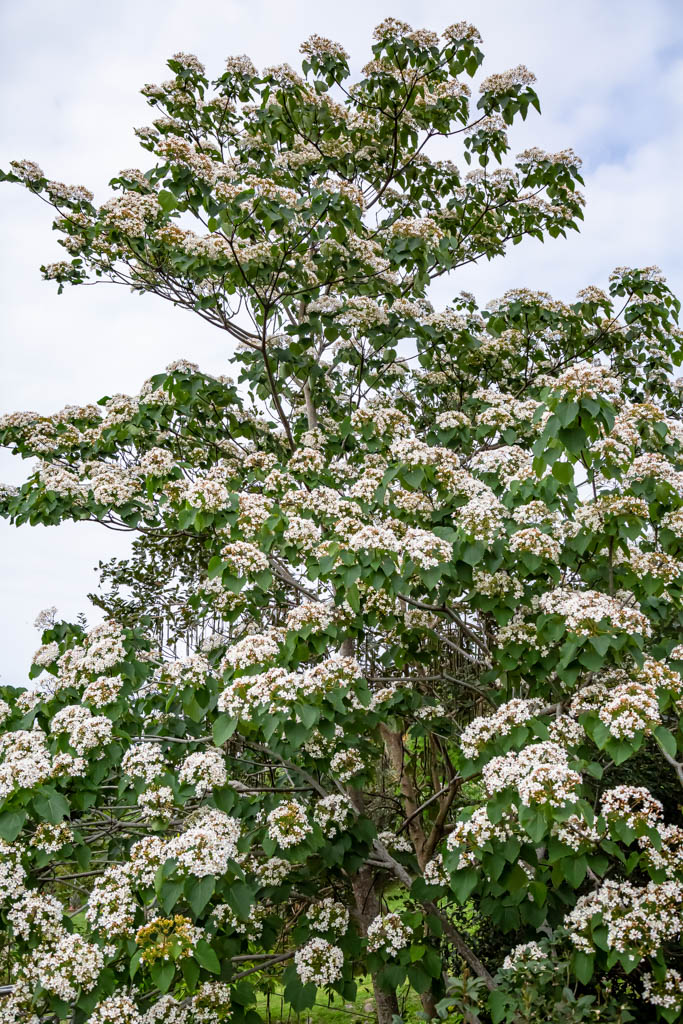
xmin=1 ymin=16 xmax=683 ymax=1024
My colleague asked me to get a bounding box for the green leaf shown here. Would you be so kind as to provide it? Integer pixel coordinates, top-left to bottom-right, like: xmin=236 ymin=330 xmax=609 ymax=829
xmin=157 ymin=190 xmax=178 ymax=213
xmin=346 ymin=583 xmax=360 ymax=612
xmin=254 ymin=569 xmax=273 ymax=590
xmin=407 ymin=963 xmax=431 ymax=993
xmin=283 ymin=965 xmax=316 ymax=1010
xmin=0 ymin=810 xmax=26 ymax=841
xmin=33 ymin=788 xmax=70 ymax=824
xmin=552 ymin=460 xmax=574 ymax=484
xmin=519 ymin=805 xmax=547 ymax=844
xmin=563 ymin=855 xmax=587 ymax=888
xmin=186 ymin=875 xmax=215 ymax=917
xmin=605 ymin=737 xmax=636 ymax=765
xmin=572 ymin=951 xmax=594 ymax=984
xmin=226 ymin=881 xmax=255 ymax=920
xmin=129 ymin=950 xmax=142 ymax=980
xmin=423 ymin=948 xmax=442 ymax=979
xmin=181 ymin=956 xmax=200 ymax=990
xmin=654 ymin=725 xmax=678 ymax=758
xmin=161 ymin=880 xmax=184 ymax=915
xmin=462 ymin=541 xmax=485 ymax=566
xmin=207 ymin=556 xmax=226 ymax=580
xmin=556 ymin=400 xmax=579 ymax=427
xmin=380 ymin=963 xmax=407 ymax=989
xmin=296 ymin=702 xmax=319 ymax=729
xmin=489 ymin=988 xmax=510 ymax=1024
xmin=194 ymin=939 xmax=221 ymax=974
xmin=151 ymin=961 xmax=175 ymax=992
xmin=590 ymin=634 xmax=612 ymax=656
xmin=213 ymin=714 xmax=237 ymax=746
xmin=450 ymin=867 xmax=478 ymax=903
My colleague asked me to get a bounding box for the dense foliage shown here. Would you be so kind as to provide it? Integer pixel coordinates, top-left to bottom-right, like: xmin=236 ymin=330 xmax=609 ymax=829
xmin=1 ymin=16 xmax=683 ymax=1024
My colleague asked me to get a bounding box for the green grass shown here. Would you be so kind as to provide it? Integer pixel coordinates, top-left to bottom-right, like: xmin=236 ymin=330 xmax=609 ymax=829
xmin=254 ymin=978 xmax=426 ymax=1024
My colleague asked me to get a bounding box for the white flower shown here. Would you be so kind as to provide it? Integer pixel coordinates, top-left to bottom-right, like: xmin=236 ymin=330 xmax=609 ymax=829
xmin=121 ymin=744 xmax=166 ymax=784
xmin=313 ymin=795 xmax=354 ymax=837
xmin=330 ymin=749 xmax=364 ymax=782
xmin=294 ymin=938 xmax=344 ymax=986
xmin=267 ymin=801 xmax=312 ymax=848
xmin=367 ymin=912 xmax=412 ymax=956
xmin=178 ymin=748 xmax=227 ymax=796
xmin=308 ymin=899 xmax=350 ymax=936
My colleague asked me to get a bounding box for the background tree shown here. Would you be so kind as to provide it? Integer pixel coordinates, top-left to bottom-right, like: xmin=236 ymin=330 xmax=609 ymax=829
xmin=1 ymin=16 xmax=682 ymax=1024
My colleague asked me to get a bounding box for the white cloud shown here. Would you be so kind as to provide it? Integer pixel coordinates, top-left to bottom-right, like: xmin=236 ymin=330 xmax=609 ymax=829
xmin=1 ymin=0 xmax=682 ymax=681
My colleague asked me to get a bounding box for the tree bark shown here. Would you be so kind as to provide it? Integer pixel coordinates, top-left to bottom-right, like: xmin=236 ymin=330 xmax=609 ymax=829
xmin=351 ymin=865 xmax=400 ymax=1024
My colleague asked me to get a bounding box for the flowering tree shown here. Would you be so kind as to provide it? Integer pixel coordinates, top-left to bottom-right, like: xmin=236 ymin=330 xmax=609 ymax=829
xmin=1 ymin=16 xmax=683 ymax=1024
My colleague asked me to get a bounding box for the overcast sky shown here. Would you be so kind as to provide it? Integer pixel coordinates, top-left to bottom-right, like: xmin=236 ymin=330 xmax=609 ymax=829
xmin=1 ymin=0 xmax=682 ymax=684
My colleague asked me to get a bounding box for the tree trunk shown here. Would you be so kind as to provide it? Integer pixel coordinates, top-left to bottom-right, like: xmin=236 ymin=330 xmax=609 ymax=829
xmin=371 ymin=979 xmax=400 ymax=1024
xmin=420 ymin=992 xmax=437 ymax=1020
xmin=351 ymin=865 xmax=400 ymax=1024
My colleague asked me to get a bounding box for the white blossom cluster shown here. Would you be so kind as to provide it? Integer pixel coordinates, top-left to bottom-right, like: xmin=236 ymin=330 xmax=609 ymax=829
xmin=7 ymin=890 xmax=64 ymax=941
xmin=313 ymin=795 xmax=354 ymax=837
xmin=220 ymin=627 xmax=285 ymax=670
xmin=213 ymin=901 xmax=265 ymax=941
xmin=190 ymin=981 xmax=233 ymax=1024
xmin=600 ymin=786 xmax=663 ymax=830
xmin=285 ymin=601 xmax=335 ymax=633
xmin=329 ymin=748 xmax=364 ymax=781
xmin=574 ymin=494 xmax=649 ymax=533
xmin=508 ymin=527 xmax=562 ymax=561
xmin=178 ymin=748 xmax=227 ymax=796
xmin=266 ymin=800 xmax=312 ymax=848
xmin=50 ymin=704 xmax=113 ymax=753
xmin=138 ymin=446 xmax=176 ymax=476
xmin=19 ymin=930 xmax=104 ymax=1001
xmin=597 ymin=678 xmax=660 ymax=738
xmin=565 ymin=879 xmax=683 ymax=955
xmin=137 ymin=785 xmax=175 ymax=823
xmin=220 ymin=540 xmax=268 ymax=575
xmin=217 ymin=653 xmax=363 ymax=721
xmin=480 ymin=64 xmax=536 ymax=95
xmin=166 ymin=810 xmax=241 ymax=877
xmin=88 ymin=993 xmax=142 ymax=1024
xmin=460 ymin=698 xmax=543 ymax=758
xmin=641 ymin=969 xmax=683 ymax=1011
xmin=308 ymin=898 xmax=350 ymax=936
xmin=85 ymin=864 xmax=138 ymax=938
xmin=0 ymin=839 xmax=26 ymax=903
xmin=538 ymin=587 xmax=652 ymax=637
xmin=82 ymin=674 xmax=125 ymax=707
xmin=553 ymin=814 xmax=602 ymax=852
xmin=501 ymin=941 xmax=547 ymax=971
xmin=551 ymin=362 xmax=622 ymax=403
xmin=121 ymin=744 xmax=166 ymax=784
xmin=546 ymin=715 xmax=585 ymax=748
xmin=251 ymin=856 xmax=291 ymax=886
xmin=0 ymin=728 xmax=52 ymax=799
xmin=482 ymin=741 xmax=581 ymax=808
xmin=366 ymin=912 xmax=413 ymax=956
xmin=423 ymin=853 xmax=449 ymax=886
xmin=377 ymin=830 xmax=413 ymax=854
xmin=446 ymin=807 xmax=514 ymax=868
xmin=638 ymin=823 xmax=683 ymax=874
xmin=0 ymin=699 xmax=12 ymax=727
xmin=294 ymin=937 xmax=344 ymax=986
xmin=30 ymin=821 xmax=72 ymax=854
xmin=128 ymin=809 xmax=241 ymax=883
xmin=471 ymin=569 xmax=524 ymax=599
